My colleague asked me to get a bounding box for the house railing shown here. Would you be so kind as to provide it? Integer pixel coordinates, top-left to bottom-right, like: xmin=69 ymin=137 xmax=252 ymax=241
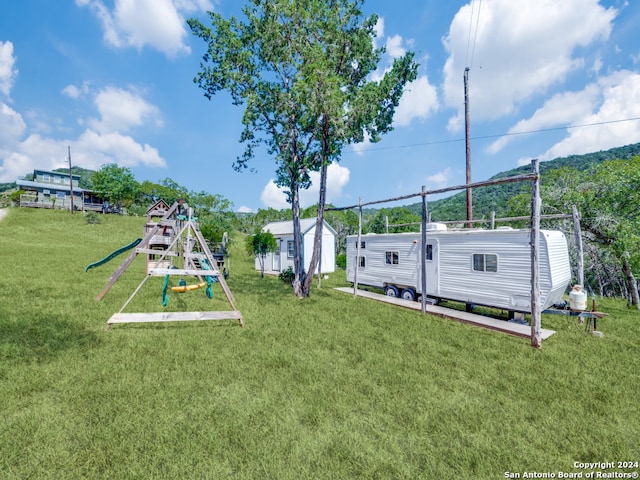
xmin=19 ymin=195 xmax=108 ymax=212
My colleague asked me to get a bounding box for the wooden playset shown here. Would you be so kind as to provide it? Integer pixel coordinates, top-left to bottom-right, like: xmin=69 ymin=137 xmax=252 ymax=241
xmin=92 ymin=199 xmax=243 ymax=330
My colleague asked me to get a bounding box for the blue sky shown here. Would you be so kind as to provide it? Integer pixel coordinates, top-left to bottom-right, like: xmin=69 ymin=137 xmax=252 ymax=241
xmin=1 ymin=0 xmax=639 ymax=213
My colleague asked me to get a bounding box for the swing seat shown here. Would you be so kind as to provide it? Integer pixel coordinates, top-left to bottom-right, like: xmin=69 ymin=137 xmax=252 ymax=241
xmin=170 ymin=281 xmax=207 ymax=293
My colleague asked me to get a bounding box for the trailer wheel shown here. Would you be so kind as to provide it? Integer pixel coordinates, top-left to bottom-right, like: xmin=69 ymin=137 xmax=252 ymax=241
xmin=401 ymin=288 xmax=416 ymax=301
xmin=384 ymin=285 xmax=399 ymax=298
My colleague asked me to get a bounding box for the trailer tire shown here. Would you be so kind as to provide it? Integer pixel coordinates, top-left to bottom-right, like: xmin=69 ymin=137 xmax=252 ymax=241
xmin=401 ymin=288 xmax=416 ymax=301
xmin=384 ymin=285 xmax=399 ymax=298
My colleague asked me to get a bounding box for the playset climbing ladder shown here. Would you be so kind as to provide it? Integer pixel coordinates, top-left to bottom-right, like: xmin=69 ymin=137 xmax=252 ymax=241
xmin=94 ymin=200 xmax=243 ymax=330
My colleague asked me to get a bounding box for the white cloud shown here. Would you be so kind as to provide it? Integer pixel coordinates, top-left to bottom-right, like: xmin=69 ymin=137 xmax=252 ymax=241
xmin=62 ymin=82 xmax=91 ymax=99
xmin=487 ymin=85 xmax=600 ymax=153
xmin=442 ymin=0 xmax=617 ymax=131
xmin=0 ymin=41 xmax=18 ymax=97
xmin=89 ymin=86 xmax=163 ymax=133
xmin=373 ymin=17 xmax=384 ymax=49
xmin=0 ymin=79 xmax=167 ymax=182
xmin=539 ymin=70 xmax=640 ymax=160
xmin=237 ymin=205 xmax=254 ymax=213
xmin=74 ymin=129 xmax=166 ymax=169
xmin=0 ymin=103 xmax=26 ymax=145
xmin=425 ymin=167 xmax=453 ymax=190
xmin=386 ymin=34 xmax=406 ymax=59
xmin=260 ymin=162 xmax=351 ymax=210
xmin=394 ymin=75 xmax=439 ymax=127
xmin=260 ymin=180 xmax=289 ymax=210
xmin=77 ymin=0 xmax=214 ymax=58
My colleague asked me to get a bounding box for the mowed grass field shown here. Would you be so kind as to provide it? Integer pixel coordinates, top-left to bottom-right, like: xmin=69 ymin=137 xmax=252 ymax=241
xmin=0 ymin=207 xmax=638 ymax=479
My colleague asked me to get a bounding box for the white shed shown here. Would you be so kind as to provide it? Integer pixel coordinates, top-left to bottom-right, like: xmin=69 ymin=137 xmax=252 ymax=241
xmin=257 ymin=218 xmax=336 ymax=274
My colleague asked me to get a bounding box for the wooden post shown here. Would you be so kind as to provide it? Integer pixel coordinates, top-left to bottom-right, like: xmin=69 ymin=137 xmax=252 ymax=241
xmin=491 ymin=211 xmax=495 ymax=230
xmin=68 ymin=145 xmax=74 ymax=214
xmin=530 ymin=159 xmax=542 ymax=348
xmin=354 ymin=197 xmax=363 ymax=299
xmin=421 ymin=186 xmax=428 ymax=314
xmin=572 ymin=205 xmax=584 ymax=288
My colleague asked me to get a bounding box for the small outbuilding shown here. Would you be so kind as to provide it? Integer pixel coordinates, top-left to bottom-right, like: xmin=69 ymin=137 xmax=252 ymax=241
xmin=257 ymin=218 xmax=336 ymax=275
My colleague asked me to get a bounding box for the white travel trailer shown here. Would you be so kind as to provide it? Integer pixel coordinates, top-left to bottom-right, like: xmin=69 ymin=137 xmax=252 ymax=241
xmin=346 ymin=224 xmax=572 ymax=314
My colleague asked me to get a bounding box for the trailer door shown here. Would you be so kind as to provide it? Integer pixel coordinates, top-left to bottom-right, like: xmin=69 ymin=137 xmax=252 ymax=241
xmin=422 ymin=240 xmax=439 ymax=296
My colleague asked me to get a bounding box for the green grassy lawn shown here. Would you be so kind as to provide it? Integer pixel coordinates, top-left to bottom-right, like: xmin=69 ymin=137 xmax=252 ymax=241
xmin=1 ymin=208 xmax=638 ymax=479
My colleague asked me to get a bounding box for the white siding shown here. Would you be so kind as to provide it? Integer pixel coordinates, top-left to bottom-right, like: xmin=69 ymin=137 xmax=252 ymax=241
xmin=347 ymin=228 xmax=571 ymax=313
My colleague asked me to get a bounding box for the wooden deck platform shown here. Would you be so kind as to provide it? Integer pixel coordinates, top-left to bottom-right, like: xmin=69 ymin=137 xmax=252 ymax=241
xmin=334 ymin=287 xmax=555 ymax=340
xmin=106 ymin=311 xmax=244 ymax=330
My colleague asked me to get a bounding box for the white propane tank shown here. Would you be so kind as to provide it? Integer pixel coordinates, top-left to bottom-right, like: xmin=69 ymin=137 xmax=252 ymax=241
xmin=569 ymin=285 xmax=587 ymax=311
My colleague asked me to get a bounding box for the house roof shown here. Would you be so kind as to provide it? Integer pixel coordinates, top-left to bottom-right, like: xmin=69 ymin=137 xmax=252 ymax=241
xmin=263 ymin=218 xmax=337 ymax=236
xmin=146 ymin=199 xmax=171 ymax=216
xmin=34 ymin=169 xmax=81 ymax=179
xmin=16 ymin=178 xmax=91 ymax=194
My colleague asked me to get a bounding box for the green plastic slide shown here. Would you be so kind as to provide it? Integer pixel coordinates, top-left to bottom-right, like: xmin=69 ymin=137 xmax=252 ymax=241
xmin=85 ymin=238 xmax=142 ymax=272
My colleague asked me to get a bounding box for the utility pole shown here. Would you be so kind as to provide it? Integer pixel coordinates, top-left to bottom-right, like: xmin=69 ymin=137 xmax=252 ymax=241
xmin=464 ymin=67 xmax=472 ymax=228
xmin=68 ymin=145 xmax=74 ymax=214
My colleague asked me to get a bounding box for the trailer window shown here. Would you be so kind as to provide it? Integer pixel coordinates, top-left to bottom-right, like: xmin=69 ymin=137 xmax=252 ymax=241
xmin=426 ymin=244 xmax=433 ymax=261
xmin=473 ymin=254 xmax=498 ymax=272
xmin=385 ymin=251 xmax=399 ymax=265
xmin=287 ymin=241 xmax=294 ymax=258
xmin=359 ymin=241 xmax=366 ymax=249
xmin=356 ymin=256 xmax=365 ymax=268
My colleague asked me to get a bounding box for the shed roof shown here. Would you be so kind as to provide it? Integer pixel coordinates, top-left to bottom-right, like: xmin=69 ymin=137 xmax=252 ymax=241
xmin=263 ymin=218 xmax=337 ymax=236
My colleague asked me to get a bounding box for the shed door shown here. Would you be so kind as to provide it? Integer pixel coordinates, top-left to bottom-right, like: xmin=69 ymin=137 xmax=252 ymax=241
xmin=272 ymin=251 xmax=281 ymax=271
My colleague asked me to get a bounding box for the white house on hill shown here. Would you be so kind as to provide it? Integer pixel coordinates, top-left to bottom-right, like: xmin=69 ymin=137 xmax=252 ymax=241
xmin=257 ymin=218 xmax=336 ymax=275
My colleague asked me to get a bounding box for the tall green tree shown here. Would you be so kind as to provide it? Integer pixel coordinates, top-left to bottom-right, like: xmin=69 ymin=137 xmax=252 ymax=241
xmin=91 ymin=163 xmax=139 ymax=208
xmin=137 ymin=178 xmax=188 ymax=207
xmin=189 ymin=0 xmax=417 ymax=297
xmin=541 ymin=159 xmax=640 ymax=307
xmin=246 ymin=230 xmax=278 ymax=278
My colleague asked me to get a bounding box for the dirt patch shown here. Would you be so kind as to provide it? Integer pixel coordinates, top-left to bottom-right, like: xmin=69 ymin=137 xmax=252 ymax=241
xmin=0 ymin=209 xmax=7 ymax=223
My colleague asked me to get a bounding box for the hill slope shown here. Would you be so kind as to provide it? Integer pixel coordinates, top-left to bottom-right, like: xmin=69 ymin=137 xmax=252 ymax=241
xmin=407 ymin=142 xmax=640 ymax=221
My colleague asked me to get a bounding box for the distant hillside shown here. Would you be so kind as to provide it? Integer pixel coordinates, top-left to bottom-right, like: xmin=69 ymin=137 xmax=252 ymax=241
xmin=406 ymin=142 xmax=640 ymax=221
xmin=0 ymin=182 xmax=16 ymax=193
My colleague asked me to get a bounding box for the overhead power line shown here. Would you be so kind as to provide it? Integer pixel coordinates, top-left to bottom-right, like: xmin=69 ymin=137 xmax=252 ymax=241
xmin=349 ymin=116 xmax=640 ymax=154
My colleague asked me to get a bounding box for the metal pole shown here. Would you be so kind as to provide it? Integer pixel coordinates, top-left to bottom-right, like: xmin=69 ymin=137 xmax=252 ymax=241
xmin=464 ymin=67 xmax=472 ymax=228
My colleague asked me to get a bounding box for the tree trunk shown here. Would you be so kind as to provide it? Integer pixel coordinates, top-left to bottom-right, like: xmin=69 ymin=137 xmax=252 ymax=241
xmin=302 ymin=116 xmax=331 ymax=297
xmin=622 ymin=256 xmax=640 ymax=309
xmin=302 ymin=161 xmax=328 ymax=297
xmin=290 ymin=176 xmax=306 ymax=297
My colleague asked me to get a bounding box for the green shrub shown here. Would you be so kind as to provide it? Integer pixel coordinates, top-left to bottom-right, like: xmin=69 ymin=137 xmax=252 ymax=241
xmin=336 ymin=253 xmax=346 ymax=269
xmin=85 ymin=211 xmax=100 ymax=225
xmin=278 ymin=266 xmax=295 ymax=284
xmin=9 ymin=189 xmax=26 ymax=205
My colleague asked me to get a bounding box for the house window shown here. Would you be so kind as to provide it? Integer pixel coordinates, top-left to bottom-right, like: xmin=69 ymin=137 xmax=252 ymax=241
xmin=426 ymin=244 xmax=433 ymax=261
xmin=53 ymin=176 xmax=61 ymax=183
xmin=473 ymin=254 xmax=498 ymax=272
xmin=356 ymin=256 xmax=365 ymax=268
xmin=43 ymin=174 xmax=51 ymax=182
xmin=385 ymin=251 xmax=399 ymax=265
xmin=359 ymin=241 xmax=366 ymax=249
xmin=57 ymin=191 xmax=66 ymax=199
xmin=287 ymin=240 xmax=294 ymax=258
